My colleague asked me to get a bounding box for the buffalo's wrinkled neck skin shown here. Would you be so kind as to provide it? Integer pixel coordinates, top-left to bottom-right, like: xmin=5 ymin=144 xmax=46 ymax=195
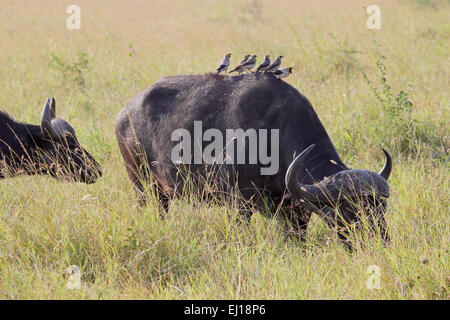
xmin=0 ymin=114 xmax=45 ymax=177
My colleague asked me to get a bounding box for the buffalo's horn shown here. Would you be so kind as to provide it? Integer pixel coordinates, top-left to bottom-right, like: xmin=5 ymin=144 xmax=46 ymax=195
xmin=285 ymin=144 xmax=322 ymax=203
xmin=378 ymin=149 xmax=392 ymax=180
xmin=50 ymin=97 xmax=56 ymax=118
xmin=41 ymin=97 xmax=59 ymax=138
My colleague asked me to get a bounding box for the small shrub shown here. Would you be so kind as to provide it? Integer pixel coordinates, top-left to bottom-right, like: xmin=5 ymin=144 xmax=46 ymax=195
xmin=362 ymin=34 xmax=418 ymax=155
xmin=48 ymin=51 xmax=89 ymax=88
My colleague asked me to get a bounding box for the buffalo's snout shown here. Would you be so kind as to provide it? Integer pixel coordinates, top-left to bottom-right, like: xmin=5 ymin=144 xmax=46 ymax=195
xmin=79 ymin=165 xmax=102 ymax=184
xmin=78 ymin=151 xmax=102 ymax=184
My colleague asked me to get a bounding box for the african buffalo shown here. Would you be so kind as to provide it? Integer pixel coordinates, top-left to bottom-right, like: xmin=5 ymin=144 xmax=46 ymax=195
xmin=0 ymin=98 xmax=102 ymax=183
xmin=116 ymin=73 xmax=392 ymax=245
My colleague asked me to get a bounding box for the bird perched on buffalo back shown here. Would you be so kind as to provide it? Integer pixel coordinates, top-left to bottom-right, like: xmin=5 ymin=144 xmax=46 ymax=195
xmin=264 ymin=55 xmax=283 ymax=73
xmin=230 ymin=54 xmax=250 ymax=74
xmin=256 ymin=55 xmax=271 ymax=72
xmin=217 ymin=53 xmax=232 ymax=74
xmin=241 ymin=54 xmax=257 ymax=72
xmin=239 ymin=54 xmax=251 ymax=65
xmin=230 ymin=54 xmax=257 ymax=74
xmin=272 ymin=67 xmax=293 ymax=79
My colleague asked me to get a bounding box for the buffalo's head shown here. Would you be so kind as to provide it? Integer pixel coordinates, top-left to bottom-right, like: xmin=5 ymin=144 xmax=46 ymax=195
xmin=285 ymin=144 xmax=392 ymax=246
xmin=34 ymin=98 xmax=102 ymax=183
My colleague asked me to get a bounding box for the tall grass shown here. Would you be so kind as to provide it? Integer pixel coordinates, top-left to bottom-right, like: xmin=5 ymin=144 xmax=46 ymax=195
xmin=0 ymin=0 xmax=448 ymax=299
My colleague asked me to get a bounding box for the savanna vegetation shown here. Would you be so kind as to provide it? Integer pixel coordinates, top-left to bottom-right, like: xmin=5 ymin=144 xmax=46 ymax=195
xmin=0 ymin=0 xmax=448 ymax=299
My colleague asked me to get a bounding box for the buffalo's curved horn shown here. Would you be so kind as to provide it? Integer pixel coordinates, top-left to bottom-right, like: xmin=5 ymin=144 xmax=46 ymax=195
xmin=41 ymin=97 xmax=59 ymax=138
xmin=285 ymin=144 xmax=322 ymax=203
xmin=378 ymin=149 xmax=392 ymax=180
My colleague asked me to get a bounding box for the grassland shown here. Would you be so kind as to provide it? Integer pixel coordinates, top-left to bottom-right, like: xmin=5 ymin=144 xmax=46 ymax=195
xmin=0 ymin=0 xmax=448 ymax=299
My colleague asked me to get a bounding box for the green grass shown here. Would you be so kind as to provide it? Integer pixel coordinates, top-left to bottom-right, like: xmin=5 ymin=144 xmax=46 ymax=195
xmin=0 ymin=0 xmax=448 ymax=299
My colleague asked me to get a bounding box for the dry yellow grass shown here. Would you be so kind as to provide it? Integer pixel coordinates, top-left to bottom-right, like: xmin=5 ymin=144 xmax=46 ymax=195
xmin=0 ymin=0 xmax=448 ymax=299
